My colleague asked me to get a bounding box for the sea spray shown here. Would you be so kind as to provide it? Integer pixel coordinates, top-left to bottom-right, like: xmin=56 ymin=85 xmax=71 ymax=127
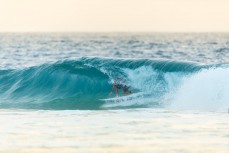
xmin=170 ymin=67 xmax=229 ymax=111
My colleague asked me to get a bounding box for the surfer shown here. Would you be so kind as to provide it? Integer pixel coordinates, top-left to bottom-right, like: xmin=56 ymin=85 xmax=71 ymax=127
xmin=111 ymin=83 xmax=123 ymax=97
xmin=110 ymin=82 xmax=132 ymax=97
xmin=122 ymin=85 xmax=132 ymax=94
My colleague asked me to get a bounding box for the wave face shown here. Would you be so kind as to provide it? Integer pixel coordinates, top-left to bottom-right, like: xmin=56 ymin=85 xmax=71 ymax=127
xmin=0 ymin=57 xmax=228 ymax=110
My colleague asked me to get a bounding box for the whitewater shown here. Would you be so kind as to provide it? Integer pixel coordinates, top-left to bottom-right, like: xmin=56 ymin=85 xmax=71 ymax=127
xmin=0 ymin=33 xmax=229 ymax=153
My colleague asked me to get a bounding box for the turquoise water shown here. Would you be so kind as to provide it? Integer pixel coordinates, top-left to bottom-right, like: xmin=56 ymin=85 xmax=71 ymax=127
xmin=0 ymin=33 xmax=229 ymax=152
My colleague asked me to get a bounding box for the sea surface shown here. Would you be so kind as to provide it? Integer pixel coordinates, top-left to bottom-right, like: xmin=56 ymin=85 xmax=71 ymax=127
xmin=0 ymin=33 xmax=229 ymax=153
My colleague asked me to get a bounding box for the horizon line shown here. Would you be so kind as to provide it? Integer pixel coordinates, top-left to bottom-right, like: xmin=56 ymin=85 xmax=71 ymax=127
xmin=0 ymin=31 xmax=229 ymax=34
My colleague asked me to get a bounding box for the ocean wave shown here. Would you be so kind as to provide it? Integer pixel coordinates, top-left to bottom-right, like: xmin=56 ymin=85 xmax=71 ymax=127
xmin=0 ymin=57 xmax=228 ymax=111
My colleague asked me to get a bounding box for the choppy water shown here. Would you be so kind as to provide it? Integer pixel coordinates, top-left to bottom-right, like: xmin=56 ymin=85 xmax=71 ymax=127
xmin=0 ymin=33 xmax=229 ymax=153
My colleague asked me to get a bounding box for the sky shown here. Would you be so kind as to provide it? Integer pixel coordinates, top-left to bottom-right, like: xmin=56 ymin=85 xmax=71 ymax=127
xmin=0 ymin=0 xmax=228 ymax=32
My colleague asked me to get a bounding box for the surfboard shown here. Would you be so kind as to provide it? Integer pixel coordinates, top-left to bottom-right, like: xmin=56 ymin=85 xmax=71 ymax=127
xmin=100 ymin=92 xmax=144 ymax=102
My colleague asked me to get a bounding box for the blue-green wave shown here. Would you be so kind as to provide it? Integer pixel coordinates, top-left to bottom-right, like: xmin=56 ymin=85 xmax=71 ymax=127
xmin=0 ymin=57 xmax=225 ymax=110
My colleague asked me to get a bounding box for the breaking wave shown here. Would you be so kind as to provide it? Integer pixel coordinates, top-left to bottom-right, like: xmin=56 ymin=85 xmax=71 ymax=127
xmin=0 ymin=57 xmax=228 ymax=111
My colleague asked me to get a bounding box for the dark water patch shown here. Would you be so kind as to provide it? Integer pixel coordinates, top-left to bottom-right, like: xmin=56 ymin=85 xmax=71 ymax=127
xmin=214 ymin=48 xmax=229 ymax=53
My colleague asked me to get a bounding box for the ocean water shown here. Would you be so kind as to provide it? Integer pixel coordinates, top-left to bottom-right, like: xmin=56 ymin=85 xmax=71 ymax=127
xmin=0 ymin=33 xmax=229 ymax=153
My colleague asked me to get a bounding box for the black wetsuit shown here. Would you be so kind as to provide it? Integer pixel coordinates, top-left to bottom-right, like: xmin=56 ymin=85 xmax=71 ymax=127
xmin=123 ymin=85 xmax=129 ymax=92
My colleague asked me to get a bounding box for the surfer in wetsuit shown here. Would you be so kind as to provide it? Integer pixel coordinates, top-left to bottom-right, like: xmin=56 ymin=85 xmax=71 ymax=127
xmin=122 ymin=85 xmax=132 ymax=94
xmin=110 ymin=79 xmax=132 ymax=97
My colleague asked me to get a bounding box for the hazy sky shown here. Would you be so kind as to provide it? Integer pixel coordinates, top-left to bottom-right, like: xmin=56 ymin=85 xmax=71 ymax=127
xmin=0 ymin=0 xmax=228 ymax=32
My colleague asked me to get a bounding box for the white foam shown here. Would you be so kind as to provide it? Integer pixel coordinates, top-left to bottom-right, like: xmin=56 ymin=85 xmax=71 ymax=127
xmin=102 ymin=66 xmax=185 ymax=108
xmin=170 ymin=67 xmax=229 ymax=111
xmin=102 ymin=66 xmax=229 ymax=111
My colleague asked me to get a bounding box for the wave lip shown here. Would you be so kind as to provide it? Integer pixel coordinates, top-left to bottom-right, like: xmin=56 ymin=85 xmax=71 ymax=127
xmin=1 ymin=57 xmax=227 ymax=111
